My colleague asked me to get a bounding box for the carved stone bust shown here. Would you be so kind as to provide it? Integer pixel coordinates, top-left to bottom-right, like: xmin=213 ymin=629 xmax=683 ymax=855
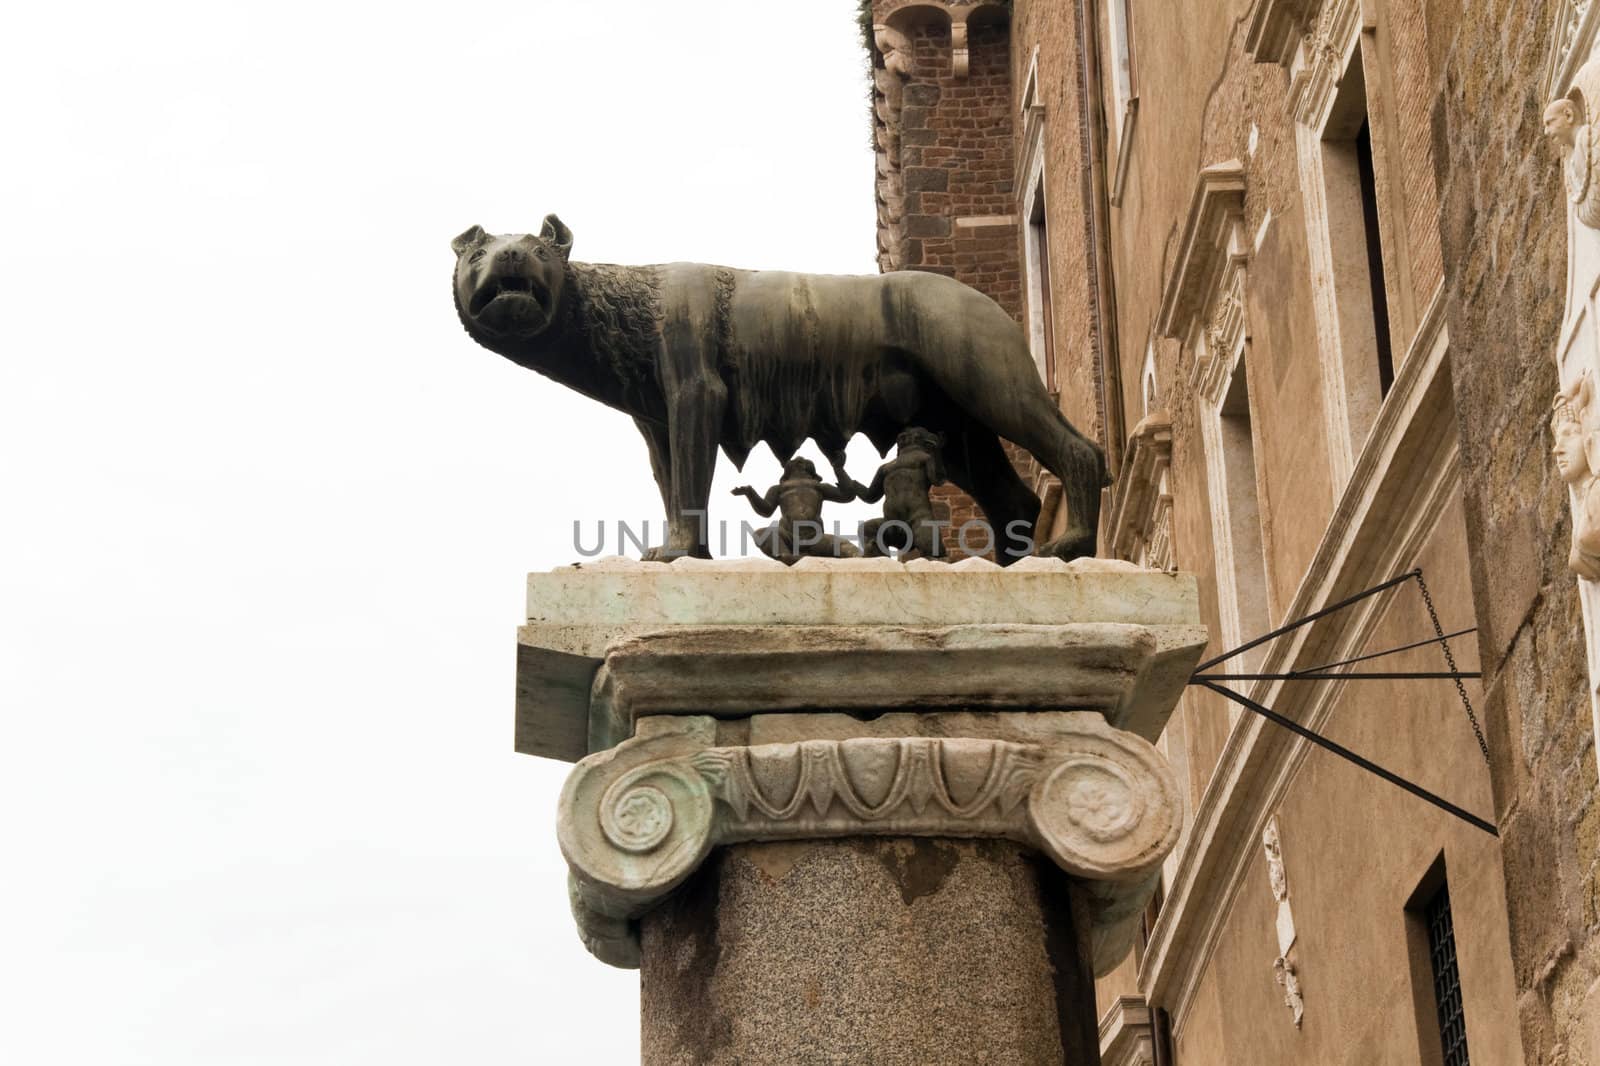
xmin=1546 ymin=97 xmax=1597 ymax=219
xmin=1545 ymin=61 xmax=1600 ymax=228
xmin=1553 ymin=373 xmax=1600 ymax=580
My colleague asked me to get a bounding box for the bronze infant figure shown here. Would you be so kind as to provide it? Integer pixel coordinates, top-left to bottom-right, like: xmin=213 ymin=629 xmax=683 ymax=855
xmin=732 ymin=455 xmax=862 ymax=563
xmin=836 ymin=427 xmax=950 ymax=560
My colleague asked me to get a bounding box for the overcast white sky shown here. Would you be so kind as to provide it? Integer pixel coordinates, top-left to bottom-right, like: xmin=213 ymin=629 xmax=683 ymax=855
xmin=0 ymin=3 xmax=878 ymax=1060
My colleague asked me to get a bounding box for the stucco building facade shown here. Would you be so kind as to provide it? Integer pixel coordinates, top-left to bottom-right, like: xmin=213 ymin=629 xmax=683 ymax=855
xmin=865 ymin=0 xmax=1600 ymax=1062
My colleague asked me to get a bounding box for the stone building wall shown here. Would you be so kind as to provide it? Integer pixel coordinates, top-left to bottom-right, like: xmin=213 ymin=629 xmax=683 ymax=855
xmin=1071 ymin=3 xmax=1521 ymax=1060
xmin=857 ymin=0 xmax=1600 ymax=1062
xmin=1433 ymin=1 xmax=1600 ymax=1057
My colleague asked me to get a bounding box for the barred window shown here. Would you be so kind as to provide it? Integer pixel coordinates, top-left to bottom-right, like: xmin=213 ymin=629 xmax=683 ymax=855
xmin=1424 ymin=883 xmax=1469 ymax=1066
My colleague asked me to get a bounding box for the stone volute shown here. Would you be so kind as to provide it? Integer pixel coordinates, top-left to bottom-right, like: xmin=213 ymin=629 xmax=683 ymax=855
xmin=520 ymin=554 xmax=1207 ymax=1064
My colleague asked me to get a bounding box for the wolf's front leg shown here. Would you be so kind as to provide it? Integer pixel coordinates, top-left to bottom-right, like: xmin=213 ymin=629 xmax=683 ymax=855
xmin=634 ymin=416 xmax=673 ymax=517
xmin=647 ymin=271 xmax=725 ymax=560
xmin=663 ymin=375 xmax=724 ymax=558
xmin=634 ymin=418 xmax=685 ymax=561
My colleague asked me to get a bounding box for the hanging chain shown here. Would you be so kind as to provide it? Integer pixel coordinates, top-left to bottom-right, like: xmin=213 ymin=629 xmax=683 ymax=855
xmin=1413 ymin=569 xmax=1490 ymax=766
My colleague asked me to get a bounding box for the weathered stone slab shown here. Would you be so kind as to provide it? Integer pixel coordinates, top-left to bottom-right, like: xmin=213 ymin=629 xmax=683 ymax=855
xmin=591 ymin=622 xmax=1194 ymax=755
xmin=517 ymin=556 xmax=1206 ymax=761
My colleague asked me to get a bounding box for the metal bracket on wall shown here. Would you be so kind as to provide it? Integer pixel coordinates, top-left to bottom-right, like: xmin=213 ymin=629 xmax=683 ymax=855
xmin=1187 ymin=569 xmax=1498 ymax=837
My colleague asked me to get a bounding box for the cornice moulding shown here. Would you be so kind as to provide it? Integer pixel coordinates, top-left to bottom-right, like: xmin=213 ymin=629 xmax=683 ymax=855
xmin=1107 ymin=411 xmax=1173 ymax=563
xmin=1244 ymin=0 xmax=1315 ymax=65
xmin=1157 ymin=161 xmax=1248 ymax=342
xmin=1099 ymin=994 xmax=1156 ymax=1066
xmin=1291 ymin=0 xmax=1361 ymax=128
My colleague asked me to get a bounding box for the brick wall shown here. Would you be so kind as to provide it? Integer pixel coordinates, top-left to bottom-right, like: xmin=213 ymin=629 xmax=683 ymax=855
xmin=872 ymin=7 xmax=1022 ymax=557
xmin=892 ymin=18 xmax=1021 ymax=314
xmin=1387 ymin=0 xmax=1445 ymax=313
xmin=1011 ymin=0 xmax=1103 ymax=443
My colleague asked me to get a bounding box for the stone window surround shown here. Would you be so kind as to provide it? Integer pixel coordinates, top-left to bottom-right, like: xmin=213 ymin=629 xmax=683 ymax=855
xmin=1019 ymin=46 xmax=1053 ymax=386
xmin=1157 ymin=160 xmax=1271 ymax=668
xmin=1106 ymin=410 xmax=1173 ymax=573
xmin=1102 ymin=0 xmax=1140 ymax=208
xmin=1103 ymin=405 xmax=1188 ymax=887
xmin=1098 ymin=994 xmax=1156 ymax=1065
xmin=1138 ymin=286 xmax=1457 ymax=1037
xmin=1251 ymin=0 xmax=1419 ymax=493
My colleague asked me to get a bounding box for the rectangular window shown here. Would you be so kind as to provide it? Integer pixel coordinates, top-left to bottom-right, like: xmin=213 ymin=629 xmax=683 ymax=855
xmin=1355 ymin=120 xmax=1395 ymax=395
xmin=1108 ymin=0 xmax=1135 ymax=135
xmin=1218 ymin=359 xmax=1270 ymax=664
xmin=1104 ymin=0 xmax=1139 ymax=206
xmin=1424 ymin=884 xmax=1469 ymax=1066
xmin=1028 ymin=192 xmax=1057 ymax=391
xmin=1320 ymin=54 xmax=1394 ymax=448
xmin=1407 ymin=859 xmax=1470 ymax=1066
xmin=1019 ymin=53 xmax=1054 ymax=392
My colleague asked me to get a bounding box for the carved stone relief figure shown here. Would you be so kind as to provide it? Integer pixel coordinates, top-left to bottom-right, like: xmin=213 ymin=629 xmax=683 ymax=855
xmin=1553 ymin=373 xmax=1600 ymax=580
xmin=1262 ymin=816 xmax=1289 ymax=903
xmin=872 ymin=24 xmax=914 ymax=272
xmin=1204 ymin=288 xmax=1242 ymax=373
xmin=1550 ymin=16 xmax=1600 ymax=750
xmin=1262 ymin=813 xmax=1300 ymax=1023
xmin=1309 ymin=1 xmax=1341 ymax=67
xmin=1273 ymin=955 xmax=1306 ymax=1028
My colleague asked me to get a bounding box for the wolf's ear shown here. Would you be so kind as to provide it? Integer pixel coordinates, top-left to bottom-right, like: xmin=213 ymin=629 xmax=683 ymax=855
xmin=452 ymin=225 xmax=488 ymax=256
xmin=541 ymin=214 xmax=574 ymax=259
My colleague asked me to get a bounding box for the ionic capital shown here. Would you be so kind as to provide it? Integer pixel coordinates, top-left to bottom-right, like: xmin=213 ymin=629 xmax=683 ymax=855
xmin=558 ymin=713 xmax=1182 ymax=970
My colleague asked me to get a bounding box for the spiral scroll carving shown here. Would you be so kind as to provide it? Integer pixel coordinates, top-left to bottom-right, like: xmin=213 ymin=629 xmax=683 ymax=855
xmin=602 ymin=784 xmax=674 ymax=853
xmin=1027 ymin=749 xmax=1178 ymax=880
xmin=559 ymin=750 xmax=716 ymax=918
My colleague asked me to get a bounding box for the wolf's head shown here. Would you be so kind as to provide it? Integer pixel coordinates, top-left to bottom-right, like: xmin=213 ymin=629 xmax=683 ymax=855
xmin=451 ymin=215 xmax=572 ymax=341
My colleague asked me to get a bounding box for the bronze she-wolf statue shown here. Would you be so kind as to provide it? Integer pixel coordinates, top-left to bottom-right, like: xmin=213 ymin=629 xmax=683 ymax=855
xmin=451 ymin=214 xmax=1108 ymax=563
